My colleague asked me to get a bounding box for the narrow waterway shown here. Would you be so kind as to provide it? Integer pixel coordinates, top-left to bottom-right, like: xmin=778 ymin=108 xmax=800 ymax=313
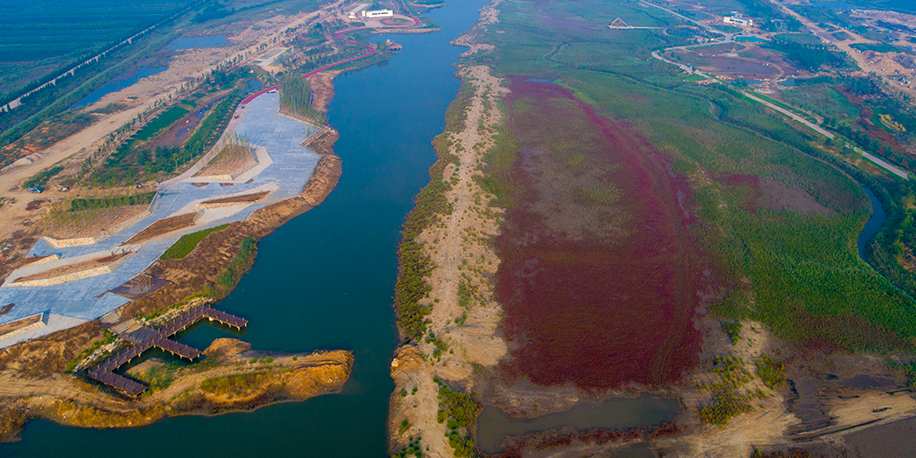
xmin=857 ymin=185 xmax=886 ymax=261
xmin=2 ymin=1 xmax=483 ymax=456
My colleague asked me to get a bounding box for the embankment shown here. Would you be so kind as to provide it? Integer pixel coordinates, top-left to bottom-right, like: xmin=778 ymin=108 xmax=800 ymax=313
xmin=0 ymin=339 xmax=353 ymax=442
xmin=0 ymin=129 xmax=343 ymax=442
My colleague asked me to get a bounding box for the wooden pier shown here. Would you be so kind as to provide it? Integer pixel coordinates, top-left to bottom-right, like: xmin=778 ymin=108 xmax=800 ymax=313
xmin=87 ymin=306 xmax=247 ymax=396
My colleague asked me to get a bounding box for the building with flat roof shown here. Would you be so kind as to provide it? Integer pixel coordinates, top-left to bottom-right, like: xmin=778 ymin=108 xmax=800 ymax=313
xmin=724 ymin=15 xmax=753 ymax=27
xmin=363 ymin=9 xmax=393 ymax=18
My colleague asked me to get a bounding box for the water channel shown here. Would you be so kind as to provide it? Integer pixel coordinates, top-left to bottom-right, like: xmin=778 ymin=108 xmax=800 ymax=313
xmin=2 ymin=1 xmax=482 ymax=456
xmin=857 ymin=185 xmax=886 ymax=261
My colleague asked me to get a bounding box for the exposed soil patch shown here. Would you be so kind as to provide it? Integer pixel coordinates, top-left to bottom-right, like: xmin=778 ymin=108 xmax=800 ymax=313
xmin=14 ymin=253 xmax=131 ymax=283
xmin=306 ymin=70 xmax=338 ymax=115
xmin=123 ymin=213 xmax=197 ymax=245
xmin=200 ymin=191 xmax=269 ymax=206
xmin=44 ymin=204 xmax=150 ymax=239
xmin=0 ymin=314 xmax=42 ymax=337
xmin=760 ymin=179 xmax=833 ymax=213
xmin=495 ymin=79 xmax=706 ymax=389
xmin=24 ymin=200 xmax=47 ymax=211
xmin=673 ymin=46 xmax=788 ymax=81
xmin=192 ymin=143 xmax=254 ymax=177
xmin=15 ymin=255 xmax=53 ymax=268
xmin=304 ymin=128 xmax=339 ymax=156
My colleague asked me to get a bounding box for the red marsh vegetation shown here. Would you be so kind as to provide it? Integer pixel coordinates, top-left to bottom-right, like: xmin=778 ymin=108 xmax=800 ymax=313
xmin=495 ymin=80 xmax=709 ymax=389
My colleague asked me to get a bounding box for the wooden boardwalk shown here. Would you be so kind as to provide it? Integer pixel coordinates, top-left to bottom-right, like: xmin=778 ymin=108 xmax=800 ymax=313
xmin=88 ymin=306 xmax=247 ymax=396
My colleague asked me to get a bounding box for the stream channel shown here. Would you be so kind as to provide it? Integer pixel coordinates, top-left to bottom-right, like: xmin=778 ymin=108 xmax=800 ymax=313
xmin=857 ymin=185 xmax=885 ymax=261
xmin=3 ymin=1 xmax=481 ymax=456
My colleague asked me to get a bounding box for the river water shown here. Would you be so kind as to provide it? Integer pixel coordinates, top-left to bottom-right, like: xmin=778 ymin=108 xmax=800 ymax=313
xmin=857 ymin=186 xmax=886 ymax=261
xmin=2 ymin=1 xmax=483 ymax=456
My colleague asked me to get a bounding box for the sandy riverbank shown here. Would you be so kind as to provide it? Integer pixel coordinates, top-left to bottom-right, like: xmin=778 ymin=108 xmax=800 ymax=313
xmin=388 ymin=0 xmax=511 ymax=455
xmin=0 ymin=338 xmax=352 ymax=442
xmin=386 ymin=1 xmax=916 ymax=457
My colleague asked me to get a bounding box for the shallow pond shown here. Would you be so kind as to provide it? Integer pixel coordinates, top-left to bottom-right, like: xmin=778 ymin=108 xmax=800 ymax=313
xmin=71 ymin=66 xmax=167 ymax=109
xmin=477 ymin=396 xmax=682 ymax=454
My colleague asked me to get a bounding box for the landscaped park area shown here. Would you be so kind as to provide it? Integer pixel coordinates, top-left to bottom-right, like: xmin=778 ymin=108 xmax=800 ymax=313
xmin=0 ymin=93 xmax=321 ymax=346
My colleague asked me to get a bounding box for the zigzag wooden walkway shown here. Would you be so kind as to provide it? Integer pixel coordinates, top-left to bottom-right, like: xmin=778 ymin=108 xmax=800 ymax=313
xmin=88 ymin=306 xmax=247 ymax=396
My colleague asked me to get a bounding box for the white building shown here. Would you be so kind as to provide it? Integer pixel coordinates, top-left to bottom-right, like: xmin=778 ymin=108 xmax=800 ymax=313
xmin=363 ymin=9 xmax=393 ymax=18
xmin=346 ymin=3 xmax=370 ymax=19
xmin=724 ymin=12 xmax=753 ymax=27
xmin=723 ymin=15 xmax=753 ymax=27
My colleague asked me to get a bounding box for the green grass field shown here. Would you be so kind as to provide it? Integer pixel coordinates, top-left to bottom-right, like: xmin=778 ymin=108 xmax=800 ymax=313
xmin=160 ymin=224 xmax=229 ymax=259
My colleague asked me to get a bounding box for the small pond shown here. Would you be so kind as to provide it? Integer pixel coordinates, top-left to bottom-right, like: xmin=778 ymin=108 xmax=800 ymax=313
xmin=476 ymin=396 xmax=681 ymax=454
xmin=71 ymin=66 xmax=166 ymax=109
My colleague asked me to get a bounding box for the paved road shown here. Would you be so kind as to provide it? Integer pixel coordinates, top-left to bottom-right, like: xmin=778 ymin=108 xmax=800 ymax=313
xmin=743 ymin=92 xmax=832 ymax=138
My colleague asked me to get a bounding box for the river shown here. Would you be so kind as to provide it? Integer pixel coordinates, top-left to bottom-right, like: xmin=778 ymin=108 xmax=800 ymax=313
xmin=857 ymin=185 xmax=886 ymax=261
xmin=2 ymin=1 xmax=483 ymax=456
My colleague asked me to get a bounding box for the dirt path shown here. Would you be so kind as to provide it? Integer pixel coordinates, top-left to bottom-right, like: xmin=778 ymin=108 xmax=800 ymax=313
xmin=388 ymin=3 xmax=511 ymax=451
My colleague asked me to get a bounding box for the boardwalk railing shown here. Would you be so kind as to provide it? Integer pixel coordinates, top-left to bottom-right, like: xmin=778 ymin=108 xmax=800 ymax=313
xmin=87 ymin=306 xmax=247 ymax=396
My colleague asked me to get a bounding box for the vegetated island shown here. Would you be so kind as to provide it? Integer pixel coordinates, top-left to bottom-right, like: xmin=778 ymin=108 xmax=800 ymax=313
xmin=387 ymin=0 xmax=916 ymax=457
xmin=0 ymin=0 xmax=434 ymax=442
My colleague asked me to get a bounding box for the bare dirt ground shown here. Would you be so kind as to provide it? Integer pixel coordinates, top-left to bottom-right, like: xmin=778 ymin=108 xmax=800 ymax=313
xmin=123 ymin=212 xmax=197 ymax=245
xmin=193 ymin=144 xmax=254 ymax=177
xmin=200 ymin=191 xmax=269 ymax=206
xmin=44 ymin=204 xmax=150 ymax=239
xmin=13 ymin=253 xmax=130 ymax=283
xmin=0 ymin=314 xmax=42 ymax=337
xmin=306 ymin=70 xmax=340 ymax=115
xmin=388 ymin=1 xmax=511 ymax=452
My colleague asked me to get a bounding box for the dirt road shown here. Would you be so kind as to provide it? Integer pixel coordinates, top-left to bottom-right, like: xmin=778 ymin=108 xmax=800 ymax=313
xmin=766 ymin=0 xmax=916 ymax=99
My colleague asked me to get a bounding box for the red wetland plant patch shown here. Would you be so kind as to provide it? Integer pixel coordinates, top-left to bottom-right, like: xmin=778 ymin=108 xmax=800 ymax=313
xmin=495 ymin=79 xmax=709 ymax=389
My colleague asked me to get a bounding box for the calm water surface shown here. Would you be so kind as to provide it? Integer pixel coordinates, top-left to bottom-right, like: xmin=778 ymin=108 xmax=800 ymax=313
xmin=71 ymin=66 xmax=167 ymax=109
xmin=858 ymin=185 xmax=886 ymax=260
xmin=2 ymin=1 xmax=483 ymax=456
xmin=477 ymin=397 xmax=681 ymax=454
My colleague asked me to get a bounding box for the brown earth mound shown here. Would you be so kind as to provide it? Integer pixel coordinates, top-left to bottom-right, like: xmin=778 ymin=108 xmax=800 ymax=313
xmin=124 ymin=213 xmax=197 ymax=245
xmin=193 ymin=143 xmax=254 ymax=177
xmin=14 ymin=253 xmax=130 ymax=283
xmin=44 ymin=204 xmax=149 ymax=239
xmin=200 ymin=191 xmax=270 ymax=206
xmin=0 ymin=314 xmax=42 ymax=338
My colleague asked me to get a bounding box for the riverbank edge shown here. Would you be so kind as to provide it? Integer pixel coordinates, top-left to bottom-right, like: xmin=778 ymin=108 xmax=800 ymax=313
xmin=385 ymin=2 xmax=916 ymax=458
xmin=387 ymin=0 xmax=513 ymax=456
xmin=0 ymin=342 xmax=354 ymax=443
xmin=0 ymin=123 xmax=344 ymax=445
